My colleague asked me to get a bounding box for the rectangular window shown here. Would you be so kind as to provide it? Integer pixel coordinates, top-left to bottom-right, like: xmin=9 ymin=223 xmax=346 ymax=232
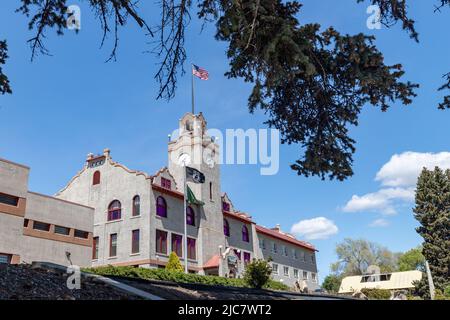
xmin=132 ymin=229 xmax=140 ymax=254
xmin=312 ymin=273 xmax=317 ymax=282
xmin=292 ymin=249 xmax=298 ymax=259
xmin=54 ymin=225 xmax=70 ymax=236
xmin=171 ymin=234 xmax=183 ymax=257
xmin=74 ymin=229 xmax=89 ymax=239
xmin=301 ymin=251 xmax=306 ymax=262
xmin=110 ymin=233 xmax=117 ymax=257
xmin=156 ymin=230 xmax=168 ymax=254
xmin=282 ymin=245 xmax=288 ymax=256
xmin=23 ymin=219 xmax=29 ymax=228
xmin=92 ymin=237 xmax=99 ymax=260
xmin=0 ymin=254 xmax=11 ymax=264
xmin=161 ymin=177 xmax=171 ymax=190
xmin=244 ymin=252 xmax=251 ymax=264
xmin=33 ymin=221 xmax=50 ymax=232
xmin=303 ymin=271 xmax=308 ymax=280
xmin=272 ymin=263 xmax=279 ymax=275
xmin=294 ymin=269 xmax=299 ymax=279
xmin=311 ymin=254 xmax=315 ymax=264
xmin=259 ymin=238 xmax=266 ymax=250
xmin=187 ymin=237 xmax=196 ymax=260
xmin=283 ymin=266 xmax=289 ymax=277
xmin=271 ymin=242 xmax=277 ymax=253
xmin=0 ymin=192 xmax=19 ymax=206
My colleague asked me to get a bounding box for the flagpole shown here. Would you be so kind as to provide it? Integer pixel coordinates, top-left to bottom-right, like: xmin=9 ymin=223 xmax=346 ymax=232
xmin=183 ymin=165 xmax=188 ymax=274
xmin=191 ymin=64 xmax=195 ymax=115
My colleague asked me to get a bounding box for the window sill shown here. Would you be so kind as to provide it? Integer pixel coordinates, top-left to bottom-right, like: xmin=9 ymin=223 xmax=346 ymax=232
xmin=130 ymin=253 xmax=141 ymax=256
xmin=106 ymin=219 xmax=123 ymax=225
xmin=107 ymin=256 xmax=118 ymax=260
xmin=92 ymin=259 xmax=98 ymax=262
xmin=156 ymin=253 xmax=169 ymax=258
xmin=130 ymin=215 xmax=141 ymax=219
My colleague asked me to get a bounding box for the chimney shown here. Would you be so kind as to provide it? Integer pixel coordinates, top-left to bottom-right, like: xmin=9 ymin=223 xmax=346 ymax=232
xmin=103 ymin=148 xmax=111 ymax=158
xmin=272 ymin=224 xmax=281 ymax=233
xmin=86 ymin=153 xmax=94 ymax=161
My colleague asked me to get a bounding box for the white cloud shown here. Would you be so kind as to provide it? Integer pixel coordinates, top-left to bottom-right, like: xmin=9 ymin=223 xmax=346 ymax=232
xmin=343 ymin=187 xmax=414 ymax=215
xmin=343 ymin=151 xmax=450 ymax=215
xmin=369 ymin=218 xmax=390 ymax=228
xmin=290 ymin=217 xmax=338 ymax=240
xmin=375 ymin=152 xmax=450 ymax=187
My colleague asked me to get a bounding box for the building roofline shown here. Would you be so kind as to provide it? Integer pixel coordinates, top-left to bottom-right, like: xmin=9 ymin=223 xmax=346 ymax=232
xmin=255 ymin=225 xmax=317 ymax=251
xmin=223 ymin=210 xmax=255 ymax=224
xmin=28 ymin=191 xmax=95 ymax=210
xmin=0 ymin=157 xmax=30 ymax=170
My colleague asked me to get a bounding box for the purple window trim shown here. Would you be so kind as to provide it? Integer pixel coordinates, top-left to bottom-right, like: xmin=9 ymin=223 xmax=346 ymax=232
xmin=222 ymin=202 xmax=230 ymax=212
xmin=108 ymin=200 xmax=122 ymax=221
xmin=187 ymin=238 xmax=196 ymax=260
xmin=156 ymin=196 xmax=167 ymax=217
xmin=156 ymin=230 xmax=167 ymax=254
xmin=186 ymin=206 xmax=195 ymax=226
xmin=132 ymin=229 xmax=140 ymax=254
xmin=223 ymin=219 xmax=230 ymax=237
xmin=172 ymin=234 xmax=183 ymax=257
xmin=161 ymin=177 xmax=171 ymax=190
xmin=244 ymin=252 xmax=251 ymax=264
xmin=242 ymin=225 xmax=249 ymax=242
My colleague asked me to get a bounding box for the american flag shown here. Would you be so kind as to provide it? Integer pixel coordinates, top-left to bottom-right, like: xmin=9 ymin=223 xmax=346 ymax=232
xmin=192 ymin=64 xmax=209 ymax=80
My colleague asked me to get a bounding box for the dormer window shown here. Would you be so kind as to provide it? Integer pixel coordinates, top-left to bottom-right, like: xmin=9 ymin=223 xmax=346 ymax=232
xmin=161 ymin=177 xmax=171 ymax=190
xmin=222 ymin=201 xmax=230 ymax=212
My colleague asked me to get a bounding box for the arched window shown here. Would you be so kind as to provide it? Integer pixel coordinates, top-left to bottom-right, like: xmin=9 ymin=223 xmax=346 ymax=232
xmin=223 ymin=219 xmax=230 ymax=237
xmin=242 ymin=225 xmax=249 ymax=242
xmin=93 ymin=171 xmax=101 ymax=185
xmin=156 ymin=196 xmax=167 ymax=217
xmin=108 ymin=200 xmax=121 ymax=221
xmin=186 ymin=206 xmax=195 ymax=226
xmin=132 ymin=195 xmax=140 ymax=216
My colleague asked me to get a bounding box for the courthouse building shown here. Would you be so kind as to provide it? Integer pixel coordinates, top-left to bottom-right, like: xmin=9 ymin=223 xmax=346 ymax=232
xmin=55 ymin=113 xmax=319 ymax=288
xmin=1 ymin=113 xmax=319 ymax=289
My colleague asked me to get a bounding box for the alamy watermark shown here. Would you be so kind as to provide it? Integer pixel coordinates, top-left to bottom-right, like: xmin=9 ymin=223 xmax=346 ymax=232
xmin=66 ymin=4 xmax=81 ymax=30
xmin=169 ymin=127 xmax=280 ymax=176
xmin=366 ymin=5 xmax=382 ymax=30
xmin=66 ymin=265 xmax=81 ymax=290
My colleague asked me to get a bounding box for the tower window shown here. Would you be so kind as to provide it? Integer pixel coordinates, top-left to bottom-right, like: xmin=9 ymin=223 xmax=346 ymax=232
xmin=161 ymin=177 xmax=171 ymax=190
xmin=93 ymin=171 xmax=101 ymax=185
xmin=209 ymin=182 xmax=212 ymax=200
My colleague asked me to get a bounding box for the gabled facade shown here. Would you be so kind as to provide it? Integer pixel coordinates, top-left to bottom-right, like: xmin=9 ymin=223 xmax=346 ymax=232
xmin=55 ymin=113 xmax=319 ymax=289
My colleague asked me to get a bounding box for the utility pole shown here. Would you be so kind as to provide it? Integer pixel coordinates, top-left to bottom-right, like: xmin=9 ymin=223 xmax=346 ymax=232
xmin=425 ymin=260 xmax=435 ymax=300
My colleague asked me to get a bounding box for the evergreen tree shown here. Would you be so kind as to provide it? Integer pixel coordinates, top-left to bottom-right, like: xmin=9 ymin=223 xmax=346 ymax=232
xmin=413 ymin=167 xmax=450 ymax=297
xmin=165 ymin=252 xmax=184 ymax=272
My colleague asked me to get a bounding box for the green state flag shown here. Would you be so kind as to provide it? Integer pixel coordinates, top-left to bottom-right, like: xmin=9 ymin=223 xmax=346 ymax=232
xmin=187 ymin=185 xmax=204 ymax=206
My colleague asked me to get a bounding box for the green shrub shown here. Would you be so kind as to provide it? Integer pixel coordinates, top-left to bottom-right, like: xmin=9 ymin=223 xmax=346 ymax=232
xmin=83 ymin=265 xmax=289 ymax=291
xmin=360 ymin=288 xmax=392 ymax=300
xmin=243 ymin=259 xmax=272 ymax=289
xmin=165 ymin=252 xmax=183 ymax=272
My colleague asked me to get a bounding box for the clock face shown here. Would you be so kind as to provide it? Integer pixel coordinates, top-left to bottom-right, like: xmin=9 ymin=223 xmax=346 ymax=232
xmin=178 ymin=153 xmax=191 ymax=166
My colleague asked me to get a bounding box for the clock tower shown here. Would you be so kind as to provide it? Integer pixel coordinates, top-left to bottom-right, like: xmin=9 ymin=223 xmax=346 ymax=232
xmin=168 ymin=113 xmax=224 ymax=273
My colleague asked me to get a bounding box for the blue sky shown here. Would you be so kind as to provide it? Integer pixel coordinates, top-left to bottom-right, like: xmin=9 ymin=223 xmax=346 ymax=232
xmin=1 ymin=1 xmax=449 ymax=280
